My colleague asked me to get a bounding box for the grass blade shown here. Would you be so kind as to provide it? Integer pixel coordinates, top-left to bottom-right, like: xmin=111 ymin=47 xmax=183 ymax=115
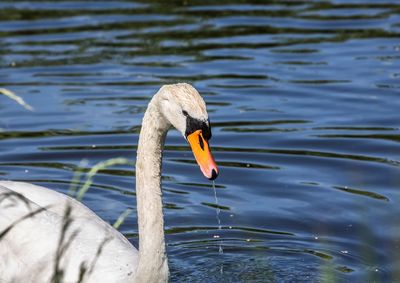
xmin=0 ymin=88 xmax=34 ymax=111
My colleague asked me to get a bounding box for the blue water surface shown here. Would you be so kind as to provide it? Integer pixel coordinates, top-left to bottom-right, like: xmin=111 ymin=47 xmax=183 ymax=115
xmin=1 ymin=1 xmax=400 ymax=282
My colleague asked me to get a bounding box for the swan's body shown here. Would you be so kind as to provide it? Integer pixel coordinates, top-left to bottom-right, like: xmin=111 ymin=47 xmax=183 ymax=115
xmin=0 ymin=83 xmax=218 ymax=282
xmin=0 ymin=181 xmax=138 ymax=282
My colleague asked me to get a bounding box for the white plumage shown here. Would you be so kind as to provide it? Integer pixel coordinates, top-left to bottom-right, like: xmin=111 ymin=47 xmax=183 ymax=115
xmin=0 ymin=181 xmax=137 ymax=282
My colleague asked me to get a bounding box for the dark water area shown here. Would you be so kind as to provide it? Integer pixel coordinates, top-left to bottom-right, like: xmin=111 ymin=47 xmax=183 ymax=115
xmin=1 ymin=1 xmax=400 ymax=282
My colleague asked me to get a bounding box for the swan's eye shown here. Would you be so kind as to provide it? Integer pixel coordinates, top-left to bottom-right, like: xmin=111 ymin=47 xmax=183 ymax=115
xmin=182 ymin=110 xmax=188 ymax=116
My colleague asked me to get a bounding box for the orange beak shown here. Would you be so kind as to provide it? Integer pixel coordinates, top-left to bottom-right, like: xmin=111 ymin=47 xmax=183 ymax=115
xmin=187 ymin=130 xmax=218 ymax=180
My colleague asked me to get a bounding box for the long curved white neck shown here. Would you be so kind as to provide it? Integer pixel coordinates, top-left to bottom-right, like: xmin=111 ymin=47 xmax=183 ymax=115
xmin=134 ymin=93 xmax=170 ymax=283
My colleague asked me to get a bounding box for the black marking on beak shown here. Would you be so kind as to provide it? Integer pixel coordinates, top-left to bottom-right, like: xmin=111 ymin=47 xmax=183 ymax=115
xmin=198 ymin=134 xmax=204 ymax=151
xmin=185 ymin=115 xmax=212 ymax=140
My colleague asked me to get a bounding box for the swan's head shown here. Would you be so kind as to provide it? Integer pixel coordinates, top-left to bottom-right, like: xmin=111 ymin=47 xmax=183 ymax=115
xmin=158 ymin=83 xmax=218 ymax=180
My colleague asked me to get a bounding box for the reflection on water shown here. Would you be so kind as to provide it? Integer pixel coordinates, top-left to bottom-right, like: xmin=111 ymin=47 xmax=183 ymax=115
xmin=1 ymin=0 xmax=400 ymax=282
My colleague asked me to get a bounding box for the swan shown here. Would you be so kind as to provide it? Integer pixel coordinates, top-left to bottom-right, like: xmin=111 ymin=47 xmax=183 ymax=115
xmin=0 ymin=83 xmax=218 ymax=282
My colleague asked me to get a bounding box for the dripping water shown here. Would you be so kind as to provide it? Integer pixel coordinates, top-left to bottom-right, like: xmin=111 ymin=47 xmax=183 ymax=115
xmin=212 ymin=180 xmax=224 ymax=274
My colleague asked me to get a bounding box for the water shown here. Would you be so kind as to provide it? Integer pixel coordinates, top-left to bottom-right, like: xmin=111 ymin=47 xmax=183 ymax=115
xmin=0 ymin=1 xmax=400 ymax=282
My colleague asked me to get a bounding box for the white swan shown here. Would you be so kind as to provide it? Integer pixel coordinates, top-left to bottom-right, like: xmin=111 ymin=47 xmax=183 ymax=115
xmin=0 ymin=83 xmax=218 ymax=283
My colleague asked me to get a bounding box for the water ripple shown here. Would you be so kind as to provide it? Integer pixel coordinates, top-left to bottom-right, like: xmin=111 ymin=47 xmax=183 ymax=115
xmin=1 ymin=1 xmax=400 ymax=282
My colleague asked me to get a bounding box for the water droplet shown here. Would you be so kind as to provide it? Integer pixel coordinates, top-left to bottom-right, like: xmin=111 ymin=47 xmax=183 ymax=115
xmin=212 ymin=180 xmax=224 ymax=274
xmin=212 ymin=181 xmax=223 ymax=251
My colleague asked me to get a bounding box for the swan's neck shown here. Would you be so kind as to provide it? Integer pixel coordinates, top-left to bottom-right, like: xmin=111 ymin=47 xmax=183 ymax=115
xmin=134 ymin=95 xmax=170 ymax=283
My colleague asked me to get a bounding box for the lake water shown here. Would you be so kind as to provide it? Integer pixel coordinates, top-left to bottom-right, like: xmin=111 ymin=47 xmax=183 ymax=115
xmin=1 ymin=1 xmax=400 ymax=282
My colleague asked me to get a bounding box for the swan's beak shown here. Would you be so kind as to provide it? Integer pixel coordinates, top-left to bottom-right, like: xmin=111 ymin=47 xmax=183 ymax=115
xmin=187 ymin=130 xmax=218 ymax=180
